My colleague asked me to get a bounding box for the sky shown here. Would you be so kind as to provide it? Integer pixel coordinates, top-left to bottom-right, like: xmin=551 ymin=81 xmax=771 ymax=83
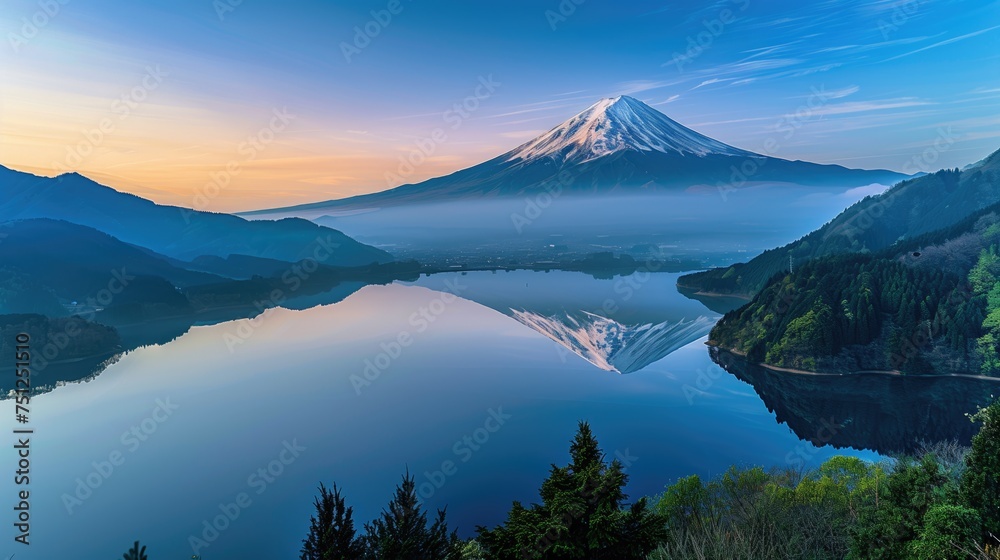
xmin=1 ymin=0 xmax=999 ymax=212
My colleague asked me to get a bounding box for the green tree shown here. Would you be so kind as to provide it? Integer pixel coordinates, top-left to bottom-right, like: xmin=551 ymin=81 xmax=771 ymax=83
xmin=477 ymin=422 xmax=666 ymax=560
xmin=301 ymin=483 xmax=364 ymax=560
xmin=910 ymin=504 xmax=982 ymax=560
xmin=363 ymin=472 xmax=460 ymax=560
xmin=849 ymin=455 xmax=948 ymax=560
xmin=962 ymin=401 xmax=1000 ymax=542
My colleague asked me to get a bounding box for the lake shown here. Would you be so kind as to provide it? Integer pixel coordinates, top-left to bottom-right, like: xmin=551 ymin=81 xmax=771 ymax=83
xmin=3 ymin=269 xmax=995 ymax=559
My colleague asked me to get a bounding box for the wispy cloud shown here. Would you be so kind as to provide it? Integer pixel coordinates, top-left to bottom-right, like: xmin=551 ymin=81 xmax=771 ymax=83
xmin=793 ymin=85 xmax=860 ymax=100
xmin=883 ymin=25 xmax=1000 ymax=61
xmin=613 ymin=79 xmax=686 ymax=95
xmin=806 ymin=97 xmax=933 ymax=117
xmin=811 ymin=35 xmax=938 ymax=56
xmin=652 ymin=95 xmax=681 ymax=105
xmin=692 ymin=78 xmax=729 ymax=90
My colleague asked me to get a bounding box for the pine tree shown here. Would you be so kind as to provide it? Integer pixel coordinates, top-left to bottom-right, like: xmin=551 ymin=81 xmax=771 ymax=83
xmin=363 ymin=472 xmax=459 ymax=560
xmin=301 ymin=483 xmax=364 ymax=560
xmin=478 ymin=422 xmax=666 ymax=559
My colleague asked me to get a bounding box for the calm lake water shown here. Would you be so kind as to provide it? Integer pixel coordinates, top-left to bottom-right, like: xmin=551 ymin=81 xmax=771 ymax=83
xmin=3 ymin=270 xmax=995 ymax=559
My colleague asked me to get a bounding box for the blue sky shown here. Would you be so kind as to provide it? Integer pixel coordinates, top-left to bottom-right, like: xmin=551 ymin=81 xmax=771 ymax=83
xmin=2 ymin=0 xmax=999 ymax=210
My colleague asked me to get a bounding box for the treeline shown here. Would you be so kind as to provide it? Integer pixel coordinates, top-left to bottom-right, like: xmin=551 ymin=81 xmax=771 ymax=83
xmin=118 ymin=403 xmax=1000 ymax=558
xmin=709 ymin=254 xmax=985 ymax=374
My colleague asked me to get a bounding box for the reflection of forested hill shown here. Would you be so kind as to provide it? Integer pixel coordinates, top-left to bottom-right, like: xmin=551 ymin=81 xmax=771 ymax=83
xmin=712 ymin=348 xmax=999 ymax=454
xmin=0 ymin=263 xmax=415 ymax=394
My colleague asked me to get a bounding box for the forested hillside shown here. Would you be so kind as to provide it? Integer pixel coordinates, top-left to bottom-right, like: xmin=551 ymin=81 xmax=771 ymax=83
xmin=710 ymin=202 xmax=1000 ymax=375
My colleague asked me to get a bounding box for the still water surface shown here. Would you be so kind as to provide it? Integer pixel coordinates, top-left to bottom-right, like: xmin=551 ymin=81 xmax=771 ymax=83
xmin=5 ymin=270 xmax=995 ymax=558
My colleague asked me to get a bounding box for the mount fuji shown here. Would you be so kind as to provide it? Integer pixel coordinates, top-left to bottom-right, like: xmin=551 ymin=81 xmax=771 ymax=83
xmin=246 ymin=95 xmax=908 ymax=215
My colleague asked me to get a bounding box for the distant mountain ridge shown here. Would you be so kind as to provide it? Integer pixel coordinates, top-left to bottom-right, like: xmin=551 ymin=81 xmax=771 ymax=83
xmin=245 ymin=95 xmax=909 ymax=215
xmin=0 ymin=166 xmax=392 ymax=265
xmin=680 ymin=146 xmax=1000 ymax=297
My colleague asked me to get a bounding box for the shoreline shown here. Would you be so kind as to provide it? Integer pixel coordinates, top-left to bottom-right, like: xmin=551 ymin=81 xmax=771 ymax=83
xmin=709 ymin=343 xmax=1000 ymax=383
xmin=674 ymin=282 xmax=753 ymax=301
xmin=680 ymin=289 xmax=751 ymax=301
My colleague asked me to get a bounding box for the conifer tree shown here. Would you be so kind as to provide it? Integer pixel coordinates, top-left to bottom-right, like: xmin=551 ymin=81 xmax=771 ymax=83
xmin=301 ymin=483 xmax=365 ymax=560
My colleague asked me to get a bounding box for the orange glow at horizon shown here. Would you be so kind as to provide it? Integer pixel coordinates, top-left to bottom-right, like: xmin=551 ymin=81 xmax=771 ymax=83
xmin=0 ymin=82 xmax=492 ymax=213
xmin=0 ymin=25 xmax=508 ymax=213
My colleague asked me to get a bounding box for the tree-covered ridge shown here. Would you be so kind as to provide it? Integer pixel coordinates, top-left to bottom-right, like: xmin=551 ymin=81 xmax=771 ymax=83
xmin=709 ymin=254 xmax=985 ymax=374
xmin=709 ymin=201 xmax=1000 ymax=375
xmin=680 ymin=149 xmax=1000 ymax=298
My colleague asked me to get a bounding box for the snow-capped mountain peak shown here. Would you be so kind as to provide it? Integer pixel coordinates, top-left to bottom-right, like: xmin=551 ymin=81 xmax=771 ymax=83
xmin=504 ymin=95 xmax=753 ymax=163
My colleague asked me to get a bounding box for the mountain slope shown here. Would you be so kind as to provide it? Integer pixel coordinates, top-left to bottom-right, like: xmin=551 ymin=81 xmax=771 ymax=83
xmin=505 ymin=95 xmax=753 ymax=162
xmin=0 ymin=218 xmax=223 ymax=287
xmin=0 ymin=166 xmax=393 ymax=264
xmin=244 ymin=96 xmax=909 ymax=215
xmin=707 ymin=166 xmax=1000 ymax=376
xmin=0 ymin=219 xmax=228 ymax=315
xmin=680 ymin=147 xmax=1000 ymax=298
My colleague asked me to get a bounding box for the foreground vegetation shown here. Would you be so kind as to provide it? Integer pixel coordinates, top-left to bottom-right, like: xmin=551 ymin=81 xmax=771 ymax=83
xmin=116 ymin=399 xmax=999 ymax=558
xmin=305 ymin=402 xmax=1000 ymax=559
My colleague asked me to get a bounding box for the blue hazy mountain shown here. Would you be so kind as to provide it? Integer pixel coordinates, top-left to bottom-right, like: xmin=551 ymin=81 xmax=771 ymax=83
xmin=247 ymin=96 xmax=909 ymax=215
xmin=0 ymin=166 xmax=393 ymax=265
xmin=0 ymin=219 xmax=226 ymax=315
